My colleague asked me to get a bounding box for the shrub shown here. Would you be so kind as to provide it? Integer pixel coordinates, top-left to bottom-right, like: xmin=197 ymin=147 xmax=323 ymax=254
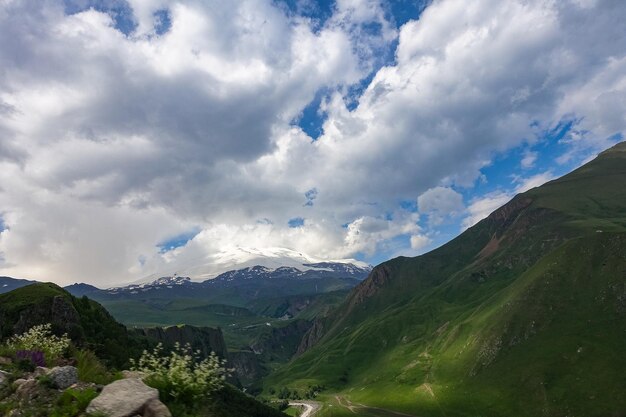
xmin=50 ymin=387 xmax=99 ymax=417
xmin=131 ymin=343 xmax=228 ymax=406
xmin=75 ymin=349 xmax=118 ymax=385
xmin=6 ymin=324 xmax=70 ymax=365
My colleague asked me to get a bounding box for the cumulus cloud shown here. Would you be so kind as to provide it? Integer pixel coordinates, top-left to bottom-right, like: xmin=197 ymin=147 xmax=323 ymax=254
xmin=462 ymin=192 xmax=513 ymax=230
xmin=0 ymin=0 xmax=625 ymax=285
xmin=521 ymin=151 xmax=538 ymax=169
xmin=410 ymin=234 xmax=431 ymax=252
xmin=417 ymin=187 xmax=464 ymax=225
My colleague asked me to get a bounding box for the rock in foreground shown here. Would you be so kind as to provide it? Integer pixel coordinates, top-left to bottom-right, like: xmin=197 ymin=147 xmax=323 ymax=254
xmin=86 ymin=378 xmax=170 ymax=417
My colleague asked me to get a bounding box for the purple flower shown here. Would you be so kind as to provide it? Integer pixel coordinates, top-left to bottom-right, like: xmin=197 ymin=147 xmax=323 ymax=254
xmin=16 ymin=350 xmax=46 ymax=367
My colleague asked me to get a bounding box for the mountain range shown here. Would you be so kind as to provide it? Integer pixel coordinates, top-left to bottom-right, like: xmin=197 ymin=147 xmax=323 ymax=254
xmin=2 ymin=144 xmax=625 ymax=416
xmin=131 ymin=246 xmax=370 ymax=282
xmin=0 ymin=262 xmax=370 ymax=300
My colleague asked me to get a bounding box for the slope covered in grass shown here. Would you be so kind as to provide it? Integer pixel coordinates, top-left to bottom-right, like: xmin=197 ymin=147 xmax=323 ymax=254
xmin=268 ymin=143 xmax=626 ymax=417
xmin=0 ymin=283 xmax=134 ymax=366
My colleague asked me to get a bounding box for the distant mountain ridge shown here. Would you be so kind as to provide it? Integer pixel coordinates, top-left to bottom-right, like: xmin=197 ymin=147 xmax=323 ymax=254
xmin=77 ymin=261 xmax=370 ymax=297
xmin=134 ymin=246 xmax=370 ymax=282
xmin=0 ymin=276 xmax=37 ymax=294
xmin=0 ymin=262 xmax=371 ymax=297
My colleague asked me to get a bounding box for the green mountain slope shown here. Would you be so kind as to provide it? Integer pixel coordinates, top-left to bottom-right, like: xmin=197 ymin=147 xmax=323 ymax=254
xmin=268 ymin=143 xmax=626 ymax=417
xmin=0 ymin=283 xmax=135 ymax=366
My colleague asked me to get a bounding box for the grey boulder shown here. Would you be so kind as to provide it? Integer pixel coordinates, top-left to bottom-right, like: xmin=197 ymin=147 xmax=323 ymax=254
xmin=48 ymin=366 xmax=78 ymax=389
xmin=86 ymin=378 xmax=160 ymax=417
xmin=144 ymin=398 xmax=172 ymax=417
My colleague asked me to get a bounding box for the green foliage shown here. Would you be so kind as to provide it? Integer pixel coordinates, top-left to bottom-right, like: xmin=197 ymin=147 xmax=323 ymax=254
xmin=277 ymin=399 xmax=289 ymax=411
xmin=0 ymin=283 xmax=137 ymax=368
xmin=50 ymin=388 xmax=98 ymax=417
xmin=131 ymin=342 xmax=228 ymax=413
xmin=75 ymin=349 xmax=119 ymax=385
xmin=206 ymin=384 xmax=289 ymax=417
xmin=6 ymin=323 xmax=71 ymax=365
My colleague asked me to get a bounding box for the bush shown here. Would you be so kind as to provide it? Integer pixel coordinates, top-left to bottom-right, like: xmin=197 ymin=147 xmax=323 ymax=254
xmin=50 ymin=387 xmax=99 ymax=417
xmin=75 ymin=349 xmax=118 ymax=385
xmin=6 ymin=324 xmax=70 ymax=366
xmin=131 ymin=343 xmax=228 ymax=407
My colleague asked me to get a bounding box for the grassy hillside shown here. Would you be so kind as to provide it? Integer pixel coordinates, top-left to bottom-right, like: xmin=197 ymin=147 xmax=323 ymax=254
xmin=268 ymin=143 xmax=626 ymax=416
xmin=0 ymin=283 xmax=136 ymax=367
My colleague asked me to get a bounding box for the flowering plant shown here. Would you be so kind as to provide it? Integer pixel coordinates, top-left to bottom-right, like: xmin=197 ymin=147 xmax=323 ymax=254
xmin=15 ymin=350 xmax=46 ymax=368
xmin=7 ymin=324 xmax=70 ymax=365
xmin=131 ymin=343 xmax=228 ymax=403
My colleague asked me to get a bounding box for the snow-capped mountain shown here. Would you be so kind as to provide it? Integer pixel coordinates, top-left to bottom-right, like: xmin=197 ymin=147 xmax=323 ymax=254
xmin=207 ymin=262 xmax=372 ymax=285
xmin=137 ymin=246 xmax=370 ymax=283
xmin=66 ymin=260 xmax=371 ymax=299
xmin=107 ymin=275 xmax=193 ymax=293
xmin=102 ymin=262 xmax=370 ymax=292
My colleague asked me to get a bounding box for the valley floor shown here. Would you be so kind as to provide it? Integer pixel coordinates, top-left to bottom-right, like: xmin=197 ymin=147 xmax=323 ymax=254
xmin=306 ymin=395 xmax=424 ymax=417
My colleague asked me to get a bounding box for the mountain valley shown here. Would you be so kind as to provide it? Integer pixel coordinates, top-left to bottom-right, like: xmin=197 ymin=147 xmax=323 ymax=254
xmin=1 ymin=144 xmax=625 ymax=416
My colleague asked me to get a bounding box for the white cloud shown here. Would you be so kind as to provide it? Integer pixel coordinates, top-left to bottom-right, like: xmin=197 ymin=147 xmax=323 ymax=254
xmin=514 ymin=171 xmax=555 ymax=193
xmin=462 ymin=192 xmax=512 ymax=230
xmin=410 ymin=234 xmax=431 ymax=252
xmin=521 ymin=151 xmax=538 ymax=169
xmin=417 ymin=187 xmax=464 ymax=225
xmin=0 ymin=0 xmax=625 ymax=285
xmin=343 ymin=212 xmax=421 ymax=256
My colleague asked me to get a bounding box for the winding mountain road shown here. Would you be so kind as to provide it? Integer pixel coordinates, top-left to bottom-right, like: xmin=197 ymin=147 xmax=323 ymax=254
xmin=289 ymin=401 xmax=320 ymax=417
xmin=289 ymin=397 xmax=420 ymax=417
xmin=334 ymin=396 xmax=420 ymax=417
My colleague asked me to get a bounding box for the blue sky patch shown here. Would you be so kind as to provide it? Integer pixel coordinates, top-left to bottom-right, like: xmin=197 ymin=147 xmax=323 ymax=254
xmin=157 ymin=228 xmax=200 ymax=253
xmin=153 ymin=9 xmax=171 ymax=36
xmin=64 ymin=0 xmax=137 ymax=35
xmin=387 ymin=0 xmax=431 ymax=27
xmin=304 ymin=188 xmax=318 ymax=206
xmin=274 ymin=0 xmax=335 ymax=31
xmin=288 ymin=217 xmax=305 ymax=228
xmin=399 ymin=199 xmax=418 ymax=212
xmin=296 ymin=88 xmax=329 ymax=140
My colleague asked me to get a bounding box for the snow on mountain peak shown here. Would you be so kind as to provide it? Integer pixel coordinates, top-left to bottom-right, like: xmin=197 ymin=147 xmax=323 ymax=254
xmin=143 ymin=246 xmax=370 ymax=281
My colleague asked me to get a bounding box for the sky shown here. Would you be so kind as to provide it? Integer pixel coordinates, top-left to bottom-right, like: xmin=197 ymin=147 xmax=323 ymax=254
xmin=0 ymin=0 xmax=625 ymax=286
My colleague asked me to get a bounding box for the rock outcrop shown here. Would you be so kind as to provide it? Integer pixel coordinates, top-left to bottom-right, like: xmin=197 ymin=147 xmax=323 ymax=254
xmin=296 ymin=319 xmax=325 ymax=356
xmin=86 ymin=378 xmax=164 ymax=417
xmin=48 ymin=366 xmax=78 ymax=389
xmin=228 ymin=350 xmax=263 ymax=387
xmin=134 ymin=325 xmax=228 ymax=359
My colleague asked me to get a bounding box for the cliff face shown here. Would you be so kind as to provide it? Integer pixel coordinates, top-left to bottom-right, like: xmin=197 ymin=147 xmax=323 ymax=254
xmin=10 ymin=295 xmax=82 ymax=337
xmin=251 ymin=319 xmax=312 ymax=361
xmin=134 ymin=325 xmax=228 ymax=359
xmin=295 ymin=319 xmax=325 ymax=356
xmin=228 ymin=351 xmax=264 ymax=388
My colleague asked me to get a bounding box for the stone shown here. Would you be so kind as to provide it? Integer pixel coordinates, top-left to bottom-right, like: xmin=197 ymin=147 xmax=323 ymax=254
xmin=0 ymin=356 xmax=12 ymax=365
xmin=144 ymin=399 xmax=172 ymax=417
xmin=0 ymin=370 xmax=9 ymax=385
xmin=16 ymin=379 xmax=38 ymax=400
xmin=86 ymin=378 xmax=159 ymax=417
xmin=48 ymin=366 xmax=78 ymax=389
xmin=33 ymin=366 xmax=49 ymax=378
xmin=121 ymin=370 xmax=146 ymax=379
xmin=13 ymin=378 xmax=28 ymax=387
